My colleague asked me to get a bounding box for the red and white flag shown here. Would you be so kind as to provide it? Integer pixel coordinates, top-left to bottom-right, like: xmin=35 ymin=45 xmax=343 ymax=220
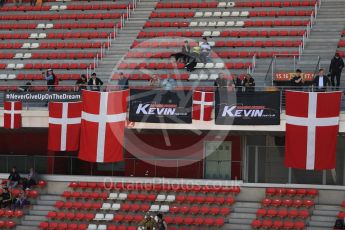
xmin=285 ymin=91 xmax=342 ymax=170
xmin=78 ymin=90 xmax=128 ymax=163
xmin=4 ymin=101 xmax=22 ymax=129
xmin=48 ymin=102 xmax=82 ymax=151
xmin=192 ymin=91 xmax=214 ymax=121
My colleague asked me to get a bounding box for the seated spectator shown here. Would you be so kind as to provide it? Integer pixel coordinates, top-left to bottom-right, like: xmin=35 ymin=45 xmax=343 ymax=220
xmin=242 ymin=74 xmax=256 ymax=92
xmin=156 ymin=213 xmax=168 ymax=230
xmin=138 ymin=212 xmax=157 ymax=230
xmin=149 ymin=74 xmax=160 ymax=88
xmin=88 ymin=73 xmax=103 ymax=91
xmin=75 ymin=74 xmax=87 ymax=91
xmin=7 ymin=167 xmax=20 ymax=189
xmin=161 ymin=77 xmax=177 ymax=90
xmin=313 ymin=68 xmax=330 ymax=91
xmin=117 ymin=72 xmax=129 ymax=90
xmin=22 ymin=168 xmax=38 ymax=190
xmin=0 ymin=187 xmax=12 ymax=208
xmin=13 ymin=190 xmax=29 ymax=210
xmin=200 ymin=37 xmax=211 ymax=64
xmin=333 ymin=219 xmax=344 ymax=230
xmin=290 ymin=69 xmax=304 ymax=87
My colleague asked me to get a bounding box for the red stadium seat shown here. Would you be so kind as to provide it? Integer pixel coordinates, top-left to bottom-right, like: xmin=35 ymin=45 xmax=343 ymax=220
xmin=251 ymin=219 xmax=262 ymax=229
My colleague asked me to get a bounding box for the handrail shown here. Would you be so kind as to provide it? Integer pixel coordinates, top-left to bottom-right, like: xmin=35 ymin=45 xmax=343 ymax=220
xmin=264 ymin=57 xmax=275 ymax=83
xmin=313 ymin=56 xmax=321 ymax=76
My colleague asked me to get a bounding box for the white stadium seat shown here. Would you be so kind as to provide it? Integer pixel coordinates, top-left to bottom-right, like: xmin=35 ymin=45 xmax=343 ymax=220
xmin=14 ymin=53 xmax=24 ymax=59
xmin=7 ymin=63 xmax=16 ymax=69
xmin=226 ymin=21 xmax=235 ymax=26
xmin=222 ymin=12 xmax=231 ymax=17
xmin=31 ymin=43 xmax=39 ymax=48
xmin=166 ymin=195 xmax=176 ymax=202
xmin=200 ymin=73 xmax=209 ymax=79
xmin=209 ymin=74 xmax=219 ymax=80
xmin=46 ymin=23 xmax=54 ymax=29
xmin=94 ymin=213 xmax=104 ymax=221
xmin=0 ymin=74 xmax=7 ymax=80
xmin=16 ymin=64 xmax=24 ymax=69
xmin=21 ymin=43 xmax=31 ymax=49
xmin=104 ymin=214 xmax=114 ymax=221
xmin=38 ymin=33 xmax=47 ymax=39
xmin=204 ymin=12 xmax=212 ymax=17
xmin=189 ymin=74 xmax=199 ymax=80
xmin=118 ymin=193 xmax=127 ymax=200
xmin=111 ymin=203 xmax=121 ymax=211
xmin=149 ymin=205 xmax=159 ymax=212
xmin=156 ymin=194 xmax=166 ymax=202
xmin=36 ymin=24 xmax=45 ymax=29
xmin=108 ymin=193 xmax=118 ymax=199
xmin=205 ymin=63 xmax=214 ymax=69
xmin=231 ymin=11 xmax=240 ymax=17
xmin=235 ymin=21 xmax=245 ymax=27
xmin=7 ymin=74 xmax=16 ymax=80
xmin=227 ymin=2 xmax=236 ymax=7
xmin=100 ymin=203 xmax=111 ymax=210
xmin=217 ymin=21 xmax=226 ymax=27
xmin=208 ymin=21 xmax=217 ymax=27
xmin=199 ymin=21 xmax=207 ymax=27
xmin=50 ymin=5 xmax=59 ymax=10
xmin=212 ymin=31 xmax=220 ymax=37
xmin=215 ymin=63 xmax=225 ymax=68
xmin=97 ymin=225 xmax=107 ymax=230
xmin=203 ymin=31 xmax=212 ymax=37
xmin=29 ymin=33 xmax=38 ymax=39
xmin=160 ymin=205 xmax=170 ymax=212
xmin=240 ymin=11 xmax=249 ymax=17
xmin=59 ymin=5 xmax=67 ymax=10
xmin=213 ymin=12 xmax=222 ymax=17
xmin=190 ymin=21 xmax=198 ymax=27
xmin=218 ymin=2 xmax=227 ymax=7
xmin=196 ymin=63 xmax=204 ymax=69
xmin=194 ymin=12 xmax=203 ymax=17
xmin=87 ymin=224 xmax=97 ymax=230
xmin=23 ymin=53 xmax=32 ymax=59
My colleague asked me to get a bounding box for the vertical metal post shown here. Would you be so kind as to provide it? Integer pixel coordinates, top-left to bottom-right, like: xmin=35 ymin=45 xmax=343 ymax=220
xmin=70 ymin=157 xmax=73 ymax=175
xmin=293 ymin=56 xmax=296 ymax=71
xmin=322 ymin=170 xmax=326 ymax=185
xmin=96 ymin=54 xmax=99 ymax=65
xmin=242 ymin=144 xmax=248 ymax=182
xmin=254 ymin=146 xmax=259 ymax=183
xmin=288 ymin=168 xmax=292 ymax=184
xmin=343 ymin=152 xmax=345 ymax=185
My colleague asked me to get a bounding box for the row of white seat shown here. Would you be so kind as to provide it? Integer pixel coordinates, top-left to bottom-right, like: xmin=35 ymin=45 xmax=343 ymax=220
xmin=218 ymin=2 xmax=236 ymax=8
xmin=190 ymin=21 xmax=245 ymax=27
xmin=195 ymin=11 xmax=249 ymax=18
xmin=50 ymin=5 xmax=68 ymax=11
xmin=13 ymin=53 xmax=32 ymax=59
xmin=6 ymin=63 xmax=24 ymax=69
xmin=37 ymin=24 xmax=54 ymax=29
xmin=195 ymin=63 xmax=226 ymax=69
xmin=87 ymin=225 xmax=107 ymax=230
xmin=0 ymin=74 xmax=16 ymax=80
xmin=189 ymin=73 xmax=219 ymax=81
xmin=22 ymin=43 xmax=40 ymax=49
xmin=29 ymin=33 xmax=47 ymax=39
xmin=107 ymin=193 xmax=128 ymax=200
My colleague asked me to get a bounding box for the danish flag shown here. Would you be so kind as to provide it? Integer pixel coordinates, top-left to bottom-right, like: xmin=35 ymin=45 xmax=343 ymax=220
xmin=285 ymin=91 xmax=342 ymax=170
xmin=78 ymin=90 xmax=128 ymax=163
xmin=48 ymin=102 xmax=82 ymax=151
xmin=192 ymin=91 xmax=214 ymax=121
xmin=4 ymin=101 xmax=22 ymax=129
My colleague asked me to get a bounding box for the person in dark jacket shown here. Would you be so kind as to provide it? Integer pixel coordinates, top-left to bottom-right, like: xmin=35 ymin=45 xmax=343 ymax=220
xmin=313 ymin=68 xmax=330 ymax=91
xmin=181 ymin=40 xmax=191 ymax=63
xmin=232 ymin=74 xmax=242 ymax=91
xmin=117 ymin=72 xmax=129 ymax=90
xmin=75 ymin=74 xmax=87 ymax=91
xmin=329 ymin=53 xmax=344 ymax=89
xmin=88 ymin=73 xmax=103 ymax=91
xmin=290 ymin=69 xmax=304 ymax=87
xmin=43 ymin=69 xmax=57 ymax=92
xmin=0 ymin=187 xmax=12 ymax=208
xmin=7 ymin=167 xmax=20 ymax=188
xmin=242 ymin=74 xmax=255 ymax=92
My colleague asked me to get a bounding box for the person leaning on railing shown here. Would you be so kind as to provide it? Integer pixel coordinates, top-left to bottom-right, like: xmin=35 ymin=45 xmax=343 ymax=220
xmin=75 ymin=74 xmax=87 ymax=92
xmin=290 ymin=69 xmax=304 ymax=87
xmin=88 ymin=72 xmax=103 ymax=91
xmin=313 ymin=68 xmax=330 ymax=92
xmin=242 ymin=74 xmax=256 ymax=92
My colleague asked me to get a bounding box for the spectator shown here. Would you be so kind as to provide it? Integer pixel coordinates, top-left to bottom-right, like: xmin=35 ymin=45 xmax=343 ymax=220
xmin=138 ymin=213 xmax=157 ymax=230
xmin=214 ymin=73 xmax=229 ymax=89
xmin=156 ymin=213 xmax=168 ymax=230
xmin=30 ymin=0 xmax=36 ymax=6
xmin=22 ymin=168 xmax=37 ymax=190
xmin=0 ymin=187 xmax=12 ymax=208
xmin=161 ymin=77 xmax=176 ymax=90
xmin=13 ymin=0 xmax=22 ymax=6
xmin=242 ymin=74 xmax=256 ymax=92
xmin=7 ymin=167 xmax=20 ymax=189
xmin=232 ymin=74 xmax=242 ymax=91
xmin=18 ymin=82 xmax=32 ymax=92
xmin=329 ymin=52 xmax=344 ymax=89
xmin=117 ymin=72 xmax=129 ymax=90
xmin=149 ymin=74 xmax=160 ymax=88
xmin=313 ymin=68 xmax=330 ymax=91
xmin=75 ymin=74 xmax=87 ymax=91
xmin=13 ymin=190 xmax=29 ymax=210
xmin=88 ymin=73 xmax=103 ymax=91
xmin=333 ymin=219 xmax=344 ymax=230
xmin=43 ymin=69 xmax=57 ymax=92
xmin=0 ymin=0 xmax=5 ymax=7
xmin=181 ymin=40 xmax=191 ymax=63
xmin=290 ymin=69 xmax=304 ymax=87
xmin=200 ymin=37 xmax=211 ymax=64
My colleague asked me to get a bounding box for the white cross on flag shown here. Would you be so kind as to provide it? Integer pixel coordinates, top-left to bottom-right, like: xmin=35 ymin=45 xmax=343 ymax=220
xmin=78 ymin=90 xmax=128 ymax=163
xmin=192 ymin=91 xmax=214 ymax=121
xmin=285 ymin=91 xmax=342 ymax=170
xmin=48 ymin=102 xmax=82 ymax=151
xmin=4 ymin=101 xmax=22 ymax=129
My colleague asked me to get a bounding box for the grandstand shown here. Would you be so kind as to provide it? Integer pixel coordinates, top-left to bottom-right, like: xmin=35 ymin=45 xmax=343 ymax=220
xmin=1 ymin=0 xmax=345 ymax=230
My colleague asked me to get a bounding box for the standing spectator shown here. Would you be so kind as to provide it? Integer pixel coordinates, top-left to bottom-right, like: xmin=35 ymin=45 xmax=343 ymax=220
xmin=22 ymin=168 xmax=38 ymax=190
xmin=313 ymin=68 xmax=330 ymax=91
xmin=214 ymin=73 xmax=229 ymax=89
xmin=0 ymin=187 xmax=12 ymax=208
xmin=43 ymin=69 xmax=57 ymax=92
xmin=200 ymin=37 xmax=211 ymax=64
xmin=232 ymin=74 xmax=242 ymax=91
xmin=290 ymin=69 xmax=304 ymax=87
xmin=30 ymin=0 xmax=36 ymax=6
xmin=117 ymin=72 xmax=129 ymax=90
xmin=88 ymin=73 xmax=103 ymax=91
xmin=13 ymin=190 xmax=29 ymax=210
xmin=149 ymin=74 xmax=160 ymax=88
xmin=13 ymin=0 xmax=22 ymax=6
xmin=75 ymin=74 xmax=87 ymax=91
xmin=329 ymin=53 xmax=344 ymax=89
xmin=242 ymin=74 xmax=255 ymax=92
xmin=156 ymin=213 xmax=168 ymax=230
xmin=181 ymin=40 xmax=191 ymax=63
xmin=138 ymin=213 xmax=157 ymax=230
xmin=7 ymin=167 xmax=20 ymax=189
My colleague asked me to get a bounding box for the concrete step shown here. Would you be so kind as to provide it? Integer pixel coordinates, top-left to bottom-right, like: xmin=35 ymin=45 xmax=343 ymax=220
xmin=29 ymin=210 xmax=50 ymax=216
xmin=24 ymin=215 xmax=47 ymax=222
xmin=313 ymin=210 xmax=340 ymax=216
xmin=39 ymin=195 xmax=61 ymax=201
xmin=233 ymin=202 xmax=261 ymax=209
xmin=315 ymin=205 xmax=341 ymax=211
xmin=222 ymin=224 xmax=251 ymax=230
xmin=20 ymin=220 xmax=41 ymax=227
xmin=229 ymin=213 xmax=257 ymax=219
xmin=32 ymin=205 xmax=55 ymax=211
xmin=15 ymin=226 xmax=39 ymax=230
xmin=309 ymin=220 xmax=335 ymax=228
xmin=311 ymin=215 xmax=338 ymax=222
xmin=36 ymin=200 xmax=57 ymax=206
xmin=228 ymin=218 xmax=253 ymax=225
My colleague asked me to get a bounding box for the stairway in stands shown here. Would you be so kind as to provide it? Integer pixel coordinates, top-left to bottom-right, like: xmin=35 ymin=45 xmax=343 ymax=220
xmin=224 ymin=201 xmax=260 ymax=230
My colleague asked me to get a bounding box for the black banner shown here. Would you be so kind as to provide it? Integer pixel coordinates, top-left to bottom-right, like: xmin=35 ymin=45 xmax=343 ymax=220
xmin=215 ymin=91 xmax=281 ymax=125
xmin=4 ymin=92 xmax=81 ymax=102
xmin=129 ymin=89 xmax=192 ymax=123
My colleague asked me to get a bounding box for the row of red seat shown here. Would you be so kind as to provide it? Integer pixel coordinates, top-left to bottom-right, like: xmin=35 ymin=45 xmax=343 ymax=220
xmin=1 ymin=63 xmax=93 ymax=70
xmin=0 ymin=4 xmax=129 ymax=11
xmin=256 ymin=208 xmax=309 ymax=219
xmin=40 ymin=222 xmax=137 ymax=230
xmin=0 ymin=13 xmax=124 ymax=20
xmin=266 ymin=188 xmax=319 ymax=197
xmin=170 ymin=205 xmax=230 ymax=215
xmin=262 ymin=198 xmax=315 ymax=208
xmin=0 ymin=209 xmax=23 ymax=218
xmin=338 ymin=40 xmax=345 ymax=47
xmin=16 ymin=74 xmax=80 ymax=81
xmin=0 ymin=221 xmax=16 ymax=229
xmin=150 ymin=10 xmax=313 ymax=18
xmin=112 ymin=73 xmax=190 ymax=80
xmin=68 ymin=181 xmax=241 ymax=194
xmin=0 ymin=22 xmax=117 ymax=30
xmin=0 ymin=42 xmax=106 ymax=49
xmin=62 ymin=191 xmax=108 ymax=200
xmin=137 ymin=30 xmax=305 ymax=38
xmin=119 ymin=62 xmax=251 ymax=69
xmin=252 ymin=219 xmax=305 ymax=229
xmin=0 ymin=32 xmax=112 ymax=40
xmin=144 ymin=20 xmax=309 ymax=28
xmin=156 ymin=1 xmax=316 ymax=8
xmin=0 ymin=187 xmax=39 ymax=198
